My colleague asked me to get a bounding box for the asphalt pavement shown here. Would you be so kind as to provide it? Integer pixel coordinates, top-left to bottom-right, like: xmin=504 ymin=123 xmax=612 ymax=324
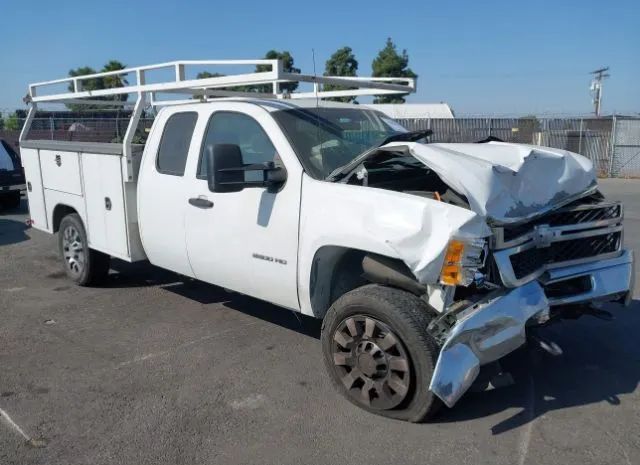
xmin=1 ymin=178 xmax=639 ymax=465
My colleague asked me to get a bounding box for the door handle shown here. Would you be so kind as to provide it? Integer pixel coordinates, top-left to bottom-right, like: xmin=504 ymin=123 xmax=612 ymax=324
xmin=188 ymin=197 xmax=214 ymax=209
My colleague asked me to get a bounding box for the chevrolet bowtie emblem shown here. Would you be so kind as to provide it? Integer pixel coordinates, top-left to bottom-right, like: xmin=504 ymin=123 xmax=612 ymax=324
xmin=533 ymin=224 xmax=554 ymax=248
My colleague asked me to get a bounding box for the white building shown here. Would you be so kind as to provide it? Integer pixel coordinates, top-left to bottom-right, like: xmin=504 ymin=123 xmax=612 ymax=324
xmin=364 ymin=103 xmax=455 ymax=119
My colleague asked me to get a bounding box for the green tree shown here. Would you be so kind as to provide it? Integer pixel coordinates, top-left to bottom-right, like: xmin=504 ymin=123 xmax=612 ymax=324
xmin=192 ymin=72 xmax=226 ymax=98
xmin=67 ymin=66 xmax=101 ymax=111
xmin=194 ymin=50 xmax=300 ymax=95
xmin=255 ymin=50 xmax=300 ymax=93
xmin=196 ymin=71 xmax=223 ymax=79
xmin=323 ymin=46 xmax=358 ymax=102
xmin=5 ymin=112 xmax=21 ymax=131
xmin=102 ymin=60 xmax=129 ymax=105
xmin=0 ymin=114 xmax=4 ymax=130
xmin=66 ymin=61 xmax=128 ymax=110
xmin=371 ymin=38 xmax=416 ymax=104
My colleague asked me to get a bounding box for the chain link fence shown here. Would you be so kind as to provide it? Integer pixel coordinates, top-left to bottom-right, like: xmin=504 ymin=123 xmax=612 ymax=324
xmin=399 ymin=117 xmax=618 ymax=176
xmin=1 ymin=115 xmax=639 ymax=177
xmin=609 ymin=117 xmax=640 ymax=177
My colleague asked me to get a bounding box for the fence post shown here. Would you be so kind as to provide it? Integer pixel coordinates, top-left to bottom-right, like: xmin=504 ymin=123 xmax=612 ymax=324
xmin=488 ymin=117 xmax=492 ymax=138
xmin=578 ymin=118 xmax=583 ymax=155
xmin=608 ymin=115 xmax=617 ymax=177
xmin=49 ymin=116 xmax=54 ymax=140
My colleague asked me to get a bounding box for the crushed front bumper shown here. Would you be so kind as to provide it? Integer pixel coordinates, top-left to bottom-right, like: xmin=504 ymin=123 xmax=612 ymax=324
xmin=429 ymin=249 xmax=635 ymax=407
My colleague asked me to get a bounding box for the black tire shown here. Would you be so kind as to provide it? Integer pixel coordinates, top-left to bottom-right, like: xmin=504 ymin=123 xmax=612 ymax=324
xmin=58 ymin=213 xmax=110 ymax=286
xmin=322 ymin=284 xmax=442 ymax=422
xmin=1 ymin=191 xmax=21 ymax=209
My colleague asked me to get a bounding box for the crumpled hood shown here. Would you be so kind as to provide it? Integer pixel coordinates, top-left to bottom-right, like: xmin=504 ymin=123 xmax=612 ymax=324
xmin=384 ymin=141 xmax=597 ymax=223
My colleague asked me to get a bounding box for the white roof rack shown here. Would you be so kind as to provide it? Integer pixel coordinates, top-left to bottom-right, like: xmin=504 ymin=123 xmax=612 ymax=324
xmin=25 ymin=59 xmax=416 ymax=106
xmin=20 ymin=59 xmax=416 ymax=182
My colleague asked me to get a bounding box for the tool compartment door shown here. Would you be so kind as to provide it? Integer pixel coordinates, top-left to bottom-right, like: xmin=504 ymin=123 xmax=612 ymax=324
xmin=81 ymin=153 xmax=129 ymax=258
xmin=40 ymin=150 xmax=82 ymax=195
xmin=19 ymin=147 xmax=48 ymax=231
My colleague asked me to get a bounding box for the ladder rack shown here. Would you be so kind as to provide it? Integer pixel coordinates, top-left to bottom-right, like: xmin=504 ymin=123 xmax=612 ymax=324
xmin=20 ymin=59 xmax=416 ymax=181
xmin=25 ymin=59 xmax=416 ymax=105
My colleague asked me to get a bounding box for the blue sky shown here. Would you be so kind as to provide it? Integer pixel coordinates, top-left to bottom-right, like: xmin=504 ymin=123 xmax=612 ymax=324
xmin=1 ymin=0 xmax=638 ymax=115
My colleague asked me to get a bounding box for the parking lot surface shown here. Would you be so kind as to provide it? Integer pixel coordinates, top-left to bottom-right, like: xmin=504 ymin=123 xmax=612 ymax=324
xmin=1 ymin=178 xmax=639 ymax=465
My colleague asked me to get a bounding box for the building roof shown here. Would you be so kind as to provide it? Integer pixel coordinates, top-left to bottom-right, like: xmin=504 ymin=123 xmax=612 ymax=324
xmin=363 ymin=103 xmax=455 ymax=119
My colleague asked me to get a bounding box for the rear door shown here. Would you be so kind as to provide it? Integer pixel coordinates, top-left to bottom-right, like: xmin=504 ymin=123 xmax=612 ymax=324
xmin=137 ymin=109 xmax=199 ymax=277
xmin=183 ymin=103 xmax=303 ymax=310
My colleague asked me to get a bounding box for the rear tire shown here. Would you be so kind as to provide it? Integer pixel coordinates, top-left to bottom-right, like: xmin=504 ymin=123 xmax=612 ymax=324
xmin=58 ymin=213 xmax=110 ymax=286
xmin=321 ymin=284 xmax=442 ymax=422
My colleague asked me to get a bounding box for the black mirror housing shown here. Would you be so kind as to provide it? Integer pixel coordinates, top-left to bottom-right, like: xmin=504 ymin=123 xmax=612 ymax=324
xmin=206 ymin=144 xmax=244 ymax=193
xmin=206 ymin=144 xmax=287 ymax=193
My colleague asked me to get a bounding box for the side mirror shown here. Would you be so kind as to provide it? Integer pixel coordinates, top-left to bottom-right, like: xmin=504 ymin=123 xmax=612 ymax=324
xmin=206 ymin=144 xmax=287 ymax=193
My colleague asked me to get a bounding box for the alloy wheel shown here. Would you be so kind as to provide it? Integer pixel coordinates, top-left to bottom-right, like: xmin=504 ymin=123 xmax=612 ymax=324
xmin=62 ymin=225 xmax=85 ymax=276
xmin=331 ymin=315 xmax=412 ymax=410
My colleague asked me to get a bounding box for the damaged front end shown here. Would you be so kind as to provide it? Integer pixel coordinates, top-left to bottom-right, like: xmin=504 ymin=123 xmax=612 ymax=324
xmin=425 ymin=194 xmax=635 ymax=408
xmin=339 ymin=139 xmax=635 ymax=408
xmin=428 ymin=281 xmax=550 ymax=407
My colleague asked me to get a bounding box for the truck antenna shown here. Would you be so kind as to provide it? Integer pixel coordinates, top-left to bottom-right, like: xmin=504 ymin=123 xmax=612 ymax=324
xmin=312 ymin=48 xmax=319 ymax=108
xmin=311 ymin=48 xmax=321 ymax=148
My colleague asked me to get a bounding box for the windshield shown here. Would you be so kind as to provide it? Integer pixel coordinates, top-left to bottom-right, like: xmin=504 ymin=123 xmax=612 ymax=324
xmin=272 ymin=107 xmax=408 ymax=179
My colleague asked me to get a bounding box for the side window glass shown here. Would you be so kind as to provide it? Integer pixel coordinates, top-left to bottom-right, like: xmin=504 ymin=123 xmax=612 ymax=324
xmin=198 ymin=112 xmax=277 ymax=180
xmin=0 ymin=142 xmax=16 ymax=171
xmin=156 ymin=112 xmax=198 ymax=176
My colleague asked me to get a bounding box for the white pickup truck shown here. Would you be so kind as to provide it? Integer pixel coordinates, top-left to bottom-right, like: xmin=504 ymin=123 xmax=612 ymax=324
xmin=19 ymin=60 xmax=635 ymax=422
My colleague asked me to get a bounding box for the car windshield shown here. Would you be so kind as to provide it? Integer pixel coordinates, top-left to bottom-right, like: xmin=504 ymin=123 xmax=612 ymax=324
xmin=271 ymin=106 xmax=408 ymax=179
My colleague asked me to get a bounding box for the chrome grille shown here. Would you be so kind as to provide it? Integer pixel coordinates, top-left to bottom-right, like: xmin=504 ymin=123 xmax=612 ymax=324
xmin=502 ymin=203 xmax=622 ymax=242
xmin=510 ymin=231 xmax=622 ymax=279
xmin=492 ymin=199 xmax=624 ymax=287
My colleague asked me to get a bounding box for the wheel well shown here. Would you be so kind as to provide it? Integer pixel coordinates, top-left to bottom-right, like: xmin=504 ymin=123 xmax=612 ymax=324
xmin=309 ymin=246 xmax=414 ymax=319
xmin=52 ymin=204 xmax=78 ymax=233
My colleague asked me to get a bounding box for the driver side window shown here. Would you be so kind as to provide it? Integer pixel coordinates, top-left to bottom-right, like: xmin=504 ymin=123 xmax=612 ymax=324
xmin=197 ymin=112 xmax=277 ymax=180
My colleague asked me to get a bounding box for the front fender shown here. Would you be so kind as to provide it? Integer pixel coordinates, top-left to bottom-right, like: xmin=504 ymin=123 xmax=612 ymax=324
xmin=297 ymin=175 xmax=491 ymax=316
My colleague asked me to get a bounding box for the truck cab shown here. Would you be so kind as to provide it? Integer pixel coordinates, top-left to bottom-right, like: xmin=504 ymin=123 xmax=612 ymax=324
xmin=19 ymin=60 xmax=635 ymax=422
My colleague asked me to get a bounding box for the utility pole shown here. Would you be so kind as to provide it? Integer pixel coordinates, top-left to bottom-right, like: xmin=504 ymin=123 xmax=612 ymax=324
xmin=590 ymin=67 xmax=610 ymax=117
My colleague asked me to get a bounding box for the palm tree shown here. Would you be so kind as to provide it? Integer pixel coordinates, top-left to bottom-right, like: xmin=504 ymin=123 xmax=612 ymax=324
xmin=101 ymin=60 xmax=128 ymax=104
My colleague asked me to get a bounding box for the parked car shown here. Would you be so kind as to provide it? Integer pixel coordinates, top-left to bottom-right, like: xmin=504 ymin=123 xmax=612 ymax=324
xmin=0 ymin=139 xmax=25 ymax=209
xmin=19 ymin=61 xmax=635 ymax=422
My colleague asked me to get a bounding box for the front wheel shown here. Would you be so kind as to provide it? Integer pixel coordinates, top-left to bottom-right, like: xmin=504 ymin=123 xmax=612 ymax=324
xmin=58 ymin=213 xmax=110 ymax=286
xmin=321 ymin=284 xmax=442 ymax=422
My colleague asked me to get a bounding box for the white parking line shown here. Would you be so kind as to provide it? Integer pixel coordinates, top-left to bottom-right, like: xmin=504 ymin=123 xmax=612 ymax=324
xmin=517 ymin=363 xmax=537 ymax=465
xmin=0 ymin=407 xmax=31 ymax=442
xmin=117 ymin=321 xmax=261 ymax=368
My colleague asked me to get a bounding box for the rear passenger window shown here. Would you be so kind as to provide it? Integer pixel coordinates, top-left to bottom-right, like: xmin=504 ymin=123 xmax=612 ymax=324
xmin=156 ymin=112 xmax=197 ymax=176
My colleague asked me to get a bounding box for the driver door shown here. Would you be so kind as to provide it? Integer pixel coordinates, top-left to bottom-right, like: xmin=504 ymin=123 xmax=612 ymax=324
xmin=184 ymin=105 xmax=302 ymax=310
